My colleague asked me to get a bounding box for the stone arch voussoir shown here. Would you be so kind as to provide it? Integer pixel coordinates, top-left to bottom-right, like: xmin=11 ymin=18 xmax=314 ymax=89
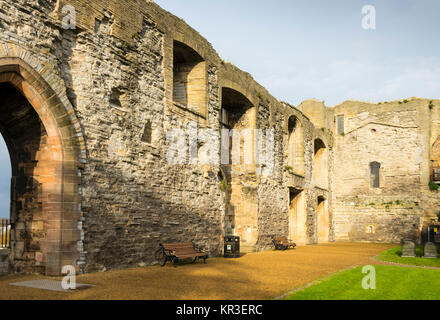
xmin=0 ymin=42 xmax=85 ymax=275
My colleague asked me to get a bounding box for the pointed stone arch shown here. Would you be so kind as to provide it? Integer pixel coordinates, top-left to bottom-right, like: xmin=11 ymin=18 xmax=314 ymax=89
xmin=0 ymin=49 xmax=85 ymax=275
xmin=286 ymin=115 xmax=305 ymax=176
xmin=313 ymin=138 xmax=328 ymax=188
xmin=220 ymin=85 xmax=258 ymax=252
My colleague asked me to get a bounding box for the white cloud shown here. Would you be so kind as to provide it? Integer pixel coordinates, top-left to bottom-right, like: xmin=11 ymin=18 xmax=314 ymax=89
xmin=260 ymin=56 xmax=440 ymax=106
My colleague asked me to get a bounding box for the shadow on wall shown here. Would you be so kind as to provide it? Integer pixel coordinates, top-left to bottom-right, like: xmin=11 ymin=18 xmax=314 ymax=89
xmin=81 ymin=161 xmax=226 ymax=273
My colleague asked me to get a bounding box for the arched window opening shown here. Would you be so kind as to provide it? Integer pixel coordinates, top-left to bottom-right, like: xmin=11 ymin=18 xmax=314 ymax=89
xmin=313 ymin=139 xmax=328 ymax=188
xmin=370 ymin=162 xmax=381 ymax=188
xmin=220 ymin=87 xmax=254 ymax=167
xmin=141 ymin=120 xmax=152 ymax=144
xmin=173 ymin=41 xmax=207 ymax=115
xmin=286 ymin=116 xmax=305 ymax=176
xmin=430 ymin=136 xmax=440 ymax=183
xmin=336 ymin=114 xmax=345 ymax=135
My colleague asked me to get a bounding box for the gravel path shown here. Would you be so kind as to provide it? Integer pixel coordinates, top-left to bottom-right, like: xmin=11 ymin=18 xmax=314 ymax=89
xmin=0 ymin=242 xmax=394 ymax=300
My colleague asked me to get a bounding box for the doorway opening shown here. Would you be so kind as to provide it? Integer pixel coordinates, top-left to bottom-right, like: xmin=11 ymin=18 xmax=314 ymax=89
xmin=0 ymin=59 xmax=82 ymax=275
xmin=288 ymin=187 xmax=306 ymax=244
xmin=220 ymin=87 xmax=257 ymax=251
xmin=0 ymin=133 xmax=11 ymax=250
xmin=317 ymin=196 xmax=329 ymax=243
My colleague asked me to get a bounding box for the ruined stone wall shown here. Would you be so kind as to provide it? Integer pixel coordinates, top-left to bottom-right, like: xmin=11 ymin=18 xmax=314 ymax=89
xmin=0 ymin=0 xmax=336 ymax=274
xmin=60 ymin=11 xmax=227 ymax=272
xmin=330 ymin=100 xmax=433 ymax=243
xmin=279 ymin=103 xmax=334 ymax=245
xmin=0 ymin=0 xmax=224 ymax=273
xmin=255 ymin=100 xmax=288 ymax=249
xmin=9 ymin=0 xmax=437 ymax=274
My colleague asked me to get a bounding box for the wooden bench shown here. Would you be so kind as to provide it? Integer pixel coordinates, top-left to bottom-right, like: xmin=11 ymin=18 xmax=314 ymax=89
xmin=272 ymin=236 xmax=296 ymax=251
xmin=159 ymin=242 xmax=208 ymax=267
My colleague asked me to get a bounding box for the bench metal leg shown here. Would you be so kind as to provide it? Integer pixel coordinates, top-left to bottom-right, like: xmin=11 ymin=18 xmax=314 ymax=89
xmin=173 ymin=257 xmax=178 ymax=268
xmin=161 ymin=256 xmax=168 ymax=267
xmin=203 ymin=257 xmax=207 ymax=264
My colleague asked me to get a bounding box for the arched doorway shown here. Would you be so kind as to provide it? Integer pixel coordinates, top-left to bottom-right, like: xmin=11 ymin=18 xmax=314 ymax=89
xmin=317 ymin=196 xmax=329 ymax=243
xmin=0 ymin=134 xmax=11 ymax=221
xmin=220 ymin=87 xmax=257 ymax=251
xmin=288 ymin=187 xmax=306 ymax=244
xmin=0 ymin=58 xmax=81 ymax=275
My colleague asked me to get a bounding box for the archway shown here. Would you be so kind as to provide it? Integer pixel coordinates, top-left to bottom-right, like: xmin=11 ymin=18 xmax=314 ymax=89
xmin=0 ymin=58 xmax=81 ymax=275
xmin=317 ymin=196 xmax=329 ymax=243
xmin=0 ymin=134 xmax=11 ymax=252
xmin=172 ymin=41 xmax=207 ymax=116
xmin=220 ymin=87 xmax=257 ymax=251
xmin=430 ymin=136 xmax=440 ymax=182
xmin=286 ymin=116 xmax=305 ymax=176
xmin=288 ymin=187 xmax=306 ymax=244
xmin=313 ymin=139 xmax=328 ymax=188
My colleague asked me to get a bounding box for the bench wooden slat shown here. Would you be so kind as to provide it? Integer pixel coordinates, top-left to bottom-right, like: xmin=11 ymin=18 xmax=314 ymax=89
xmin=160 ymin=241 xmax=208 ymax=267
xmin=177 ymin=253 xmax=207 ymax=259
xmin=273 ymin=236 xmax=296 ymax=250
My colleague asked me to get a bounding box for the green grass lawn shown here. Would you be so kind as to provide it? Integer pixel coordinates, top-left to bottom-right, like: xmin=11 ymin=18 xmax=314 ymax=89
xmin=285 ymin=265 xmax=440 ymax=300
xmin=377 ymin=246 xmax=440 ymax=267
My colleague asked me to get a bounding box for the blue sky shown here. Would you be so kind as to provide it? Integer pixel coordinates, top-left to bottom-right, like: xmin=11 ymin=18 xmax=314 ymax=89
xmin=156 ymin=0 xmax=440 ymax=106
xmin=0 ymin=1 xmax=439 ymax=217
xmin=0 ymin=137 xmax=10 ymax=218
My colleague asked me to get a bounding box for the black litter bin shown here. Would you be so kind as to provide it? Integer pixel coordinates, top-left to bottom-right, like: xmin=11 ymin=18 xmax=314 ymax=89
xmin=224 ymin=236 xmax=240 ymax=258
xmin=421 ymin=225 xmax=440 ymax=244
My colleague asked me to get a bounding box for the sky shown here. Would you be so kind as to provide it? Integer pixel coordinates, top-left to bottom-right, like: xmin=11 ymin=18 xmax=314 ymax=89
xmin=0 ymin=137 xmax=10 ymax=218
xmin=156 ymin=0 xmax=440 ymax=106
xmin=0 ymin=1 xmax=439 ymax=217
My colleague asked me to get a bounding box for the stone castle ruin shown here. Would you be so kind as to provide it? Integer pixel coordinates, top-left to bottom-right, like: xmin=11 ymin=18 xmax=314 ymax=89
xmin=0 ymin=0 xmax=439 ymax=275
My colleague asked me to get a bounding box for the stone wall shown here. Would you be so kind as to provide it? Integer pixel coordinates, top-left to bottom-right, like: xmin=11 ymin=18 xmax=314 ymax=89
xmin=6 ymin=0 xmax=439 ymax=275
xmin=0 ymin=0 xmax=335 ymax=274
xmin=330 ymin=99 xmax=435 ymax=242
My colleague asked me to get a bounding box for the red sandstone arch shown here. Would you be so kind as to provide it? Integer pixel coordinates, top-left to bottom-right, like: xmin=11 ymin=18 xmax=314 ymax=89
xmin=0 ymin=57 xmax=81 ymax=276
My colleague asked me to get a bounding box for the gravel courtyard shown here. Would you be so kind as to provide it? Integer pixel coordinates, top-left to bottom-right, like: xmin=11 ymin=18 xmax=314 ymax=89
xmin=0 ymin=243 xmax=394 ymax=300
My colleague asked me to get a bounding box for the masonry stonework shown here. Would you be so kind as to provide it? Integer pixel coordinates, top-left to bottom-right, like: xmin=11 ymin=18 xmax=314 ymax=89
xmin=0 ymin=0 xmax=437 ymax=275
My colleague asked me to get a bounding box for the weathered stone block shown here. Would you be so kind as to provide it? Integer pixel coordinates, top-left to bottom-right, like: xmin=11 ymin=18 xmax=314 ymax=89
xmin=424 ymin=242 xmax=438 ymax=259
xmin=402 ymin=240 xmax=416 ymax=258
